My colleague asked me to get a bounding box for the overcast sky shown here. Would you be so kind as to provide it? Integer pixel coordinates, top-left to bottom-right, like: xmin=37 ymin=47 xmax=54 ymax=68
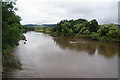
xmin=15 ymin=0 xmax=119 ymax=25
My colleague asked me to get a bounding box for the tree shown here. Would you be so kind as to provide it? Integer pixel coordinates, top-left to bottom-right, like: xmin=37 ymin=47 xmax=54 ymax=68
xmin=52 ymin=18 xmax=120 ymax=42
xmin=2 ymin=1 xmax=22 ymax=51
xmin=74 ymin=24 xmax=84 ymax=33
xmin=89 ymin=19 xmax=99 ymax=32
xmin=83 ymin=30 xmax=90 ymax=35
xmin=106 ymin=24 xmax=119 ymax=38
xmin=2 ymin=1 xmax=22 ymax=68
xmin=97 ymin=24 xmax=117 ymax=37
xmin=79 ymin=27 xmax=86 ymax=34
xmin=97 ymin=24 xmax=109 ymax=36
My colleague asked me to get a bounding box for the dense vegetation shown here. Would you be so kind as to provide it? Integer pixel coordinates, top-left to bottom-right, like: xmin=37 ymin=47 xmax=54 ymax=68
xmin=22 ymin=26 xmax=35 ymax=33
xmin=52 ymin=19 xmax=120 ymax=42
xmin=35 ymin=26 xmax=51 ymax=33
xmin=2 ymin=1 xmax=23 ymax=68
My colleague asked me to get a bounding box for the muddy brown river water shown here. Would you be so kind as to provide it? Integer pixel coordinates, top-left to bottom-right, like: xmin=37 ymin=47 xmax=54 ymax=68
xmin=3 ymin=31 xmax=119 ymax=78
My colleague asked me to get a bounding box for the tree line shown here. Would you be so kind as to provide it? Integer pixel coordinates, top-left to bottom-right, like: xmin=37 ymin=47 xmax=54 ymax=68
xmin=52 ymin=19 xmax=120 ymax=42
xmin=2 ymin=1 xmax=23 ymax=68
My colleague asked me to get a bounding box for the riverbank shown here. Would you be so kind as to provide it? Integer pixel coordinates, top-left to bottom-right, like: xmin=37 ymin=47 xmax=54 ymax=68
xmin=36 ymin=30 xmax=120 ymax=45
xmin=50 ymin=19 xmax=120 ymax=44
xmin=2 ymin=34 xmax=27 ymax=74
xmin=35 ymin=20 xmax=120 ymax=44
xmin=2 ymin=46 xmax=22 ymax=74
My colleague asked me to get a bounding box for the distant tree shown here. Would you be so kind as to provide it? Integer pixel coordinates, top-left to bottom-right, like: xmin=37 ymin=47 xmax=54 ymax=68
xmin=106 ymin=24 xmax=119 ymax=38
xmin=89 ymin=19 xmax=99 ymax=32
xmin=79 ymin=27 xmax=86 ymax=34
xmin=97 ymin=24 xmax=119 ymax=38
xmin=52 ymin=18 xmax=120 ymax=42
xmin=83 ymin=30 xmax=90 ymax=35
xmin=74 ymin=24 xmax=83 ymax=33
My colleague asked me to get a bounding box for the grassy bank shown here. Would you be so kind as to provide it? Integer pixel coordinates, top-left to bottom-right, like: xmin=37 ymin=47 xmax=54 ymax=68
xmin=2 ymin=46 xmax=22 ymax=69
xmin=2 ymin=33 xmax=26 ymax=72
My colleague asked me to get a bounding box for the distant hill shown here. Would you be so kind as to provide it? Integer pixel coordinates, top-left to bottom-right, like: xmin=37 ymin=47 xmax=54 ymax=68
xmin=23 ymin=24 xmax=56 ymax=27
xmin=23 ymin=24 xmax=40 ymax=27
xmin=42 ymin=24 xmax=56 ymax=27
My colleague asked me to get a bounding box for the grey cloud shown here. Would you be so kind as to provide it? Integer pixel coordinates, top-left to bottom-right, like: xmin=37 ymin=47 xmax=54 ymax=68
xmin=44 ymin=2 xmax=118 ymax=24
xmin=16 ymin=0 xmax=118 ymax=24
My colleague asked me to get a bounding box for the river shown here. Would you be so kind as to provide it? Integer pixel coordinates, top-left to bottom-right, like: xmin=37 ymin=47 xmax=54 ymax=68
xmin=3 ymin=31 xmax=119 ymax=78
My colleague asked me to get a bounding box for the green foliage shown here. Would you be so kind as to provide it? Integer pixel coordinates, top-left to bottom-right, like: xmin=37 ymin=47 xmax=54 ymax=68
xmin=52 ymin=18 xmax=120 ymax=42
xmin=90 ymin=32 xmax=98 ymax=39
xmin=35 ymin=26 xmax=52 ymax=33
xmin=23 ymin=26 xmax=35 ymax=32
xmin=88 ymin=19 xmax=99 ymax=32
xmin=68 ymin=28 xmax=73 ymax=35
xmin=97 ymin=24 xmax=119 ymax=39
xmin=74 ymin=24 xmax=84 ymax=33
xmin=2 ymin=1 xmax=22 ymax=68
xmin=83 ymin=30 xmax=90 ymax=35
xmin=2 ymin=1 xmax=22 ymax=51
xmin=52 ymin=19 xmax=89 ymax=33
xmin=79 ymin=27 xmax=86 ymax=34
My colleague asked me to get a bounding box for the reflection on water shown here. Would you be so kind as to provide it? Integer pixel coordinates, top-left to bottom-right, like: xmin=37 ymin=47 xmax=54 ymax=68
xmin=53 ymin=37 xmax=118 ymax=58
xmin=3 ymin=31 xmax=119 ymax=78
